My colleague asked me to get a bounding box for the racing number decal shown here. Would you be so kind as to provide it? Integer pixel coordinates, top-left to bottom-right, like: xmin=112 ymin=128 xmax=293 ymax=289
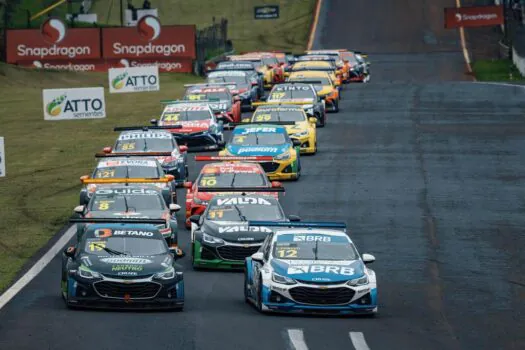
xmin=200 ymin=177 xmax=217 ymax=187
xmin=89 ymin=241 xmax=106 ymax=252
xmin=208 ymin=209 xmax=224 ymax=219
xmin=187 ymin=94 xmax=205 ymax=101
xmin=163 ymin=114 xmax=180 ymax=122
xmin=276 ymin=247 xmax=298 ymax=258
xmin=271 ymin=92 xmax=285 ymax=99
xmin=97 ymin=200 xmax=113 ymax=211
xmin=254 ymin=114 xmax=272 ymax=122
xmin=96 ymin=170 xmax=115 ymax=178
xmin=233 ymin=135 xmax=246 ymax=144
xmin=121 ymin=143 xmax=135 ymax=151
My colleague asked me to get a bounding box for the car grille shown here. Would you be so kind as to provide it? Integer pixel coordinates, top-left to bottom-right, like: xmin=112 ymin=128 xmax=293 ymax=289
xmin=94 ymin=281 xmax=161 ymax=300
xmin=296 ymin=279 xmax=347 ymax=286
xmin=260 ymin=162 xmax=280 ymax=173
xmin=289 ymin=287 xmax=355 ymax=305
xmin=217 ymin=245 xmax=261 ymax=261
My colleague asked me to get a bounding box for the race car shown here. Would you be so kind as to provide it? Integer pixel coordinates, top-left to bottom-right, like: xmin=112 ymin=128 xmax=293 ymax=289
xmin=151 ymin=101 xmax=225 ymax=151
xmin=266 ymin=83 xmax=326 ymax=127
xmin=287 ymin=72 xmax=340 ymax=112
xmin=78 ymin=156 xmax=177 ymax=205
xmin=102 ymin=127 xmax=188 ymax=184
xmin=287 ymin=55 xmax=340 ymax=78
xmin=219 ymin=124 xmax=302 ymax=180
xmin=206 ymin=70 xmax=259 ymax=110
xmin=304 ymin=50 xmax=351 ymax=83
xmin=74 ymin=185 xmax=181 ymax=246
xmin=184 ymin=156 xmax=284 ymax=228
xmin=244 ymin=221 xmax=378 ymax=315
xmin=183 ymin=84 xmax=242 ymax=125
xmin=339 ymin=50 xmax=370 ymax=83
xmin=189 ymin=191 xmax=298 ymax=270
xmin=288 ymin=60 xmax=342 ymax=87
xmin=228 ymin=54 xmax=284 ymax=88
xmin=62 ymin=218 xmax=185 ymax=310
xmin=243 ymin=103 xmax=317 ymax=154
xmin=213 ymin=61 xmax=264 ymax=99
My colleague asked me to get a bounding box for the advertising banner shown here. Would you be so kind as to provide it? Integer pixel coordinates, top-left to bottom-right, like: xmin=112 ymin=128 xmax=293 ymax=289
xmin=444 ymin=5 xmax=504 ymax=28
xmin=43 ymin=87 xmax=106 ymax=120
xmin=102 ymin=16 xmax=196 ymax=59
xmin=109 ymin=65 xmax=160 ymax=93
xmin=254 ymin=5 xmax=280 ymax=19
xmin=0 ymin=137 xmax=5 ymax=177
xmin=6 ymin=18 xmax=101 ymax=64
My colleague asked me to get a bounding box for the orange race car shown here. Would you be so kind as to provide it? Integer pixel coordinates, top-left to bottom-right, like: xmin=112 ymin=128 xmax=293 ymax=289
xmin=304 ymin=50 xmax=351 ymax=83
xmin=184 ymin=156 xmax=284 ymax=228
xmin=229 ymin=53 xmax=285 ymax=88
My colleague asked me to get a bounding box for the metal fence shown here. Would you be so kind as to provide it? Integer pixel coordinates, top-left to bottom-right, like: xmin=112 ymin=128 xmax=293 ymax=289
xmin=194 ymin=17 xmax=232 ymax=75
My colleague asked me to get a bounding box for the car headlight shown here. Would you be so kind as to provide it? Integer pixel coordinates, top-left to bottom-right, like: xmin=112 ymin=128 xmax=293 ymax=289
xmin=77 ymin=265 xmax=101 ymax=279
xmin=275 ymin=150 xmax=291 ymax=160
xmin=202 ymin=233 xmax=225 ymax=244
xmin=154 ymin=266 xmax=176 ymax=280
xmin=292 ymin=130 xmax=309 ymax=137
xmin=272 ymin=272 xmax=296 ymax=285
xmin=347 ymin=274 xmax=369 ymax=286
xmin=193 ymin=196 xmax=208 ymax=206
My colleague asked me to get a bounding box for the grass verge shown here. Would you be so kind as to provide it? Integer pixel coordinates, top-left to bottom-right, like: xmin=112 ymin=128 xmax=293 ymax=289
xmin=472 ymin=59 xmax=525 ymax=82
xmin=92 ymin=0 xmax=316 ymax=53
xmin=0 ymin=63 xmax=202 ymax=291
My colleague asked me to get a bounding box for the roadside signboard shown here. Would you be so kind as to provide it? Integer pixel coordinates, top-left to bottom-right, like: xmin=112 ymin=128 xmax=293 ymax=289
xmin=43 ymin=87 xmax=106 ymax=120
xmin=109 ymin=65 xmax=160 ymax=93
xmin=254 ymin=5 xmax=280 ymax=19
xmin=444 ymin=5 xmax=504 ymax=28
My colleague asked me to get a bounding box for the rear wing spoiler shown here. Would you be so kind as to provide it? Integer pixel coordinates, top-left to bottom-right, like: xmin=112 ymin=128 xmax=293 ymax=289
xmin=208 ymin=68 xmax=255 ymax=72
xmin=230 ymin=121 xmax=296 ymax=126
xmin=198 ymin=187 xmax=285 ymax=193
xmin=280 ymin=80 xmax=323 ymax=85
xmin=95 ymin=152 xmax=172 ymax=158
xmin=80 ymin=177 xmax=172 ymax=184
xmin=247 ymin=221 xmax=347 ymax=229
xmin=113 ymin=126 xmax=182 ymax=131
xmin=252 ymin=101 xmax=313 ymax=106
xmin=184 ymin=83 xmax=234 ymax=88
xmin=195 ymin=156 xmax=273 ymax=162
xmin=70 ymin=218 xmax=166 ymax=225
xmin=161 ymin=99 xmax=217 ymax=104
xmin=291 ymin=67 xmax=336 ymax=72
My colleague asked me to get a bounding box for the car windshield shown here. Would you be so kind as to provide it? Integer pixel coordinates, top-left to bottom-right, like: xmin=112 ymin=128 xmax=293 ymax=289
xmin=273 ymin=236 xmax=358 ymax=260
xmin=160 ymin=109 xmax=211 ymax=122
xmin=185 ymin=91 xmax=230 ymax=101
xmin=289 ymin=76 xmax=332 ymax=86
xmin=252 ymin=109 xmax=305 ymax=122
xmin=293 ymin=64 xmax=332 ymax=71
xmin=208 ymin=75 xmax=248 ymax=84
xmin=83 ymin=236 xmax=166 ymax=256
xmin=89 ymin=194 xmax=165 ymax=212
xmin=206 ymin=197 xmax=284 ymax=221
xmin=114 ymin=138 xmax=174 ymax=152
xmin=231 ymin=132 xmax=287 ymax=145
xmin=197 ymin=172 xmax=267 ymax=187
xmin=268 ymin=88 xmax=315 ymax=100
xmin=94 ymin=166 xmax=159 ymax=179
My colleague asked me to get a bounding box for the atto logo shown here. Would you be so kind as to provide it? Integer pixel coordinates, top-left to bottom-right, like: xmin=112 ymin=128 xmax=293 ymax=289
xmin=46 ymin=94 xmax=67 ymax=117
xmin=112 ymin=72 xmax=129 ymax=90
xmin=41 ymin=18 xmax=67 ymax=44
xmin=137 ymin=15 xmax=161 ymax=41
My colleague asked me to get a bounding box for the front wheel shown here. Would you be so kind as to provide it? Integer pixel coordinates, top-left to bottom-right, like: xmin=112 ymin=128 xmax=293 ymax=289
xmin=244 ymin=269 xmax=250 ymax=303
xmin=332 ymin=99 xmax=339 ymax=113
xmin=317 ymin=113 xmax=326 ymax=128
xmin=255 ymin=277 xmax=264 ymax=312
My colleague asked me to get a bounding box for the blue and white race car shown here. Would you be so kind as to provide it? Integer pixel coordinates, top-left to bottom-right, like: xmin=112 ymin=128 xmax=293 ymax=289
xmin=244 ymin=222 xmax=378 ymax=315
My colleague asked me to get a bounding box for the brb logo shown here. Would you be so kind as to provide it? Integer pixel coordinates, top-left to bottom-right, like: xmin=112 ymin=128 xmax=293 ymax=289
xmin=137 ymin=15 xmax=161 ymax=41
xmin=41 ymin=18 xmax=67 ymax=44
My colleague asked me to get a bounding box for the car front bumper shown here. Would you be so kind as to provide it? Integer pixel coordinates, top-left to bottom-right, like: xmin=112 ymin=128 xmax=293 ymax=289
xmin=259 ymin=158 xmax=300 ymax=180
xmin=193 ymin=240 xmax=261 ymax=270
xmin=174 ymin=132 xmax=223 ymax=152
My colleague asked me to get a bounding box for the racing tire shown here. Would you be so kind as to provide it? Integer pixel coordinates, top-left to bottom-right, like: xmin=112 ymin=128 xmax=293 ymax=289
xmin=184 ymin=166 xmax=189 ymax=182
xmin=191 ymin=243 xmax=201 ymax=270
xmin=332 ymin=99 xmax=339 ymax=113
xmin=317 ymin=114 xmax=326 ymax=128
xmin=255 ymin=276 xmax=264 ymax=313
xmin=243 ymin=269 xmax=250 ymax=303
xmin=171 ymin=192 xmax=177 ymax=204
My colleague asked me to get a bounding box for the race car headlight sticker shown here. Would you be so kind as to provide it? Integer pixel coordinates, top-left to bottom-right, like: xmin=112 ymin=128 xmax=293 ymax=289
xmin=202 ymin=233 xmax=225 ymax=245
xmin=154 ymin=266 xmax=175 ymax=280
xmin=77 ymin=265 xmax=101 ymax=279
xmin=292 ymin=130 xmax=309 ymax=137
xmin=272 ymin=272 xmax=296 ymax=285
xmin=275 ymin=151 xmax=291 ymax=160
xmin=347 ymin=274 xmax=369 ymax=286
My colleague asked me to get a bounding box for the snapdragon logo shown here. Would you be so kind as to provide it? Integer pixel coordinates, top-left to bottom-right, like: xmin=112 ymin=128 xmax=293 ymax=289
xmin=41 ymin=18 xmax=66 ymax=44
xmin=137 ymin=15 xmax=161 ymax=41
xmin=33 ymin=60 xmax=95 ymax=72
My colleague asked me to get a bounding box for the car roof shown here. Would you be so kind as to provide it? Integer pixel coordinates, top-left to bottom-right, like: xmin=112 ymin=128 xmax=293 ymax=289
xmin=273 ymin=229 xmax=351 ymax=241
xmin=84 ymin=224 xmax=164 ymax=239
xmin=233 ymin=124 xmax=288 ymax=133
xmin=289 ymin=71 xmax=332 ymax=78
xmin=92 ymin=185 xmax=163 ymax=193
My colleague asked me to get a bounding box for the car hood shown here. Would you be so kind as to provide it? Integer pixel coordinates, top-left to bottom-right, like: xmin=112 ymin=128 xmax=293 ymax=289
xmin=209 ymin=101 xmax=231 ymax=112
xmin=226 ymin=144 xmax=289 ymax=156
xmin=81 ymin=254 xmax=173 ymax=278
xmin=202 ymin=221 xmax=273 ymax=243
xmin=284 ymin=123 xmax=309 ymax=134
xmin=160 ymin=120 xmax=211 ymax=133
xmin=195 ymin=189 xmax=276 ymax=201
xmin=270 ymin=259 xmax=365 ymax=283
xmin=86 ymin=210 xmax=166 ymax=219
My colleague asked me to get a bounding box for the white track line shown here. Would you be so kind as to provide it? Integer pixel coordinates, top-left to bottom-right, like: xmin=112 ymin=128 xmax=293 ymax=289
xmin=350 ymin=332 xmax=371 ymax=350
xmin=287 ymin=329 xmax=309 ymax=350
xmin=0 ymin=225 xmax=75 ymax=310
xmin=307 ymin=0 xmax=323 ymax=50
xmin=456 ymin=0 xmax=474 ymax=78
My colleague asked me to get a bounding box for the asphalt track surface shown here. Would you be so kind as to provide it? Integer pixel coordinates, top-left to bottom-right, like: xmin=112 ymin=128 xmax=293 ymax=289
xmin=2 ymin=1 xmax=525 ymax=349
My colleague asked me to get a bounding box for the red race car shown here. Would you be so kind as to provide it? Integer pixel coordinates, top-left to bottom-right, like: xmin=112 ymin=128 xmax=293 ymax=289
xmin=183 ymin=83 xmax=242 ymax=125
xmin=183 ymin=156 xmax=284 ymax=228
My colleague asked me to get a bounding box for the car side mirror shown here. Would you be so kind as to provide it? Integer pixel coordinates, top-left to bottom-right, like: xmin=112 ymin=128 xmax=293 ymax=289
xmin=288 ymin=215 xmax=301 ymax=222
xmin=102 ymin=147 xmax=112 ymax=154
xmin=189 ymin=215 xmax=201 ymax=224
xmin=292 ymin=139 xmax=301 ymax=147
xmin=169 ymin=247 xmax=185 ymax=259
xmin=169 ymin=204 xmax=181 ymax=213
xmin=251 ymin=251 xmax=264 ymax=262
xmin=165 ymin=174 xmax=175 ymax=181
xmin=183 ymin=181 xmax=193 ymax=189
xmin=362 ymin=253 xmax=376 ymax=264
xmin=308 ymin=117 xmax=317 ymax=124
xmin=150 ymin=118 xmax=159 ymax=125
xmin=64 ymin=246 xmax=76 ymax=258
xmin=74 ymin=205 xmax=85 ymax=214
xmin=179 ymin=145 xmax=188 ymax=153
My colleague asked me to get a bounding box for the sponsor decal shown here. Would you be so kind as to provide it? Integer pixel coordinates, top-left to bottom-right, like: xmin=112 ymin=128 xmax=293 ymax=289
xmin=113 ymin=230 xmax=155 ymax=237
xmin=274 ymin=86 xmax=310 ymax=91
xmin=237 ymin=147 xmax=279 ymax=154
xmin=444 ymin=5 xmax=504 ymax=29
xmin=100 ymin=257 xmax=152 ymax=264
xmin=117 ymin=271 xmax=139 ymax=276
xmin=216 ymin=197 xmax=272 ymax=206
xmin=117 ymin=132 xmax=172 ymax=140
xmin=109 ymin=65 xmax=160 ymax=93
xmin=208 ymin=103 xmax=228 ymax=110
xmin=111 ymin=264 xmax=144 ymax=272
xmin=286 ymin=265 xmax=355 ymax=276
xmin=98 ymin=159 xmax=157 ymax=167
xmin=95 ymin=188 xmax=159 ymax=195
xmin=164 ymin=104 xmax=209 ymax=112
xmin=93 ymin=228 xmax=113 ymax=238
xmin=0 ymin=137 xmax=5 ymax=177
xmin=43 ymin=87 xmax=106 ymax=120
xmin=293 ymin=235 xmax=332 ymax=242
xmin=208 ymin=71 xmax=247 ymax=77
xmin=218 ymin=226 xmax=273 ymax=234
xmin=244 ymin=127 xmax=277 ymax=133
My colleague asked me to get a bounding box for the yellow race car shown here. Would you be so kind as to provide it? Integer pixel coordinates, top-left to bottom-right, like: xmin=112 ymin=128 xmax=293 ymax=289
xmin=228 ymin=54 xmax=283 ymax=89
xmin=288 ymin=71 xmax=341 ymax=112
xmin=244 ymin=102 xmax=317 ymax=154
xmin=287 ymin=61 xmax=342 ymax=87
